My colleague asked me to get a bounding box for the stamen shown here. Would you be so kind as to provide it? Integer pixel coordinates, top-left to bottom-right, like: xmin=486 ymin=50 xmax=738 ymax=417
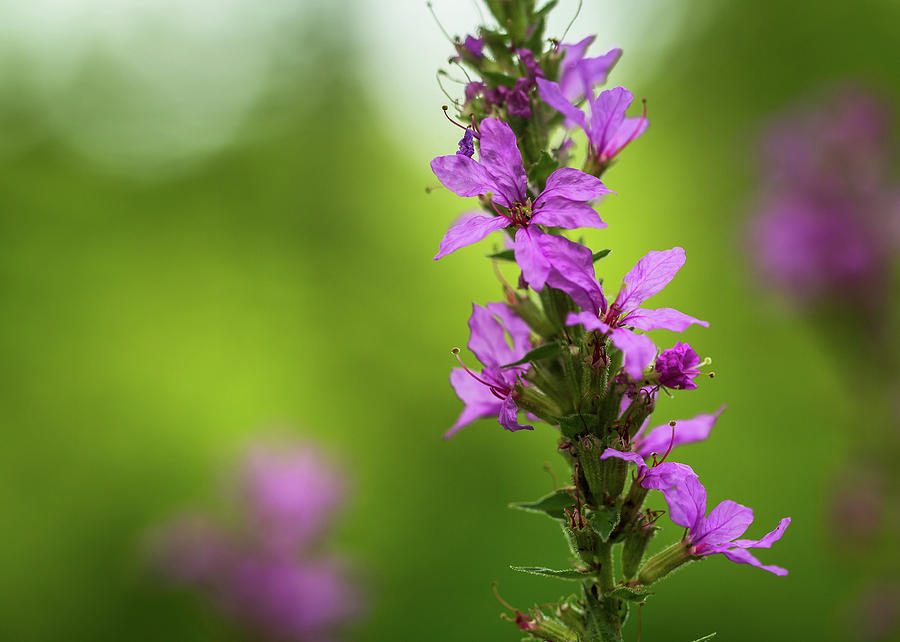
xmin=655 ymin=421 xmax=677 ymax=466
xmin=492 ymin=582 xmax=518 ymax=613
xmin=442 ymin=105 xmax=469 ymax=131
xmin=451 ymin=348 xmax=509 ymax=396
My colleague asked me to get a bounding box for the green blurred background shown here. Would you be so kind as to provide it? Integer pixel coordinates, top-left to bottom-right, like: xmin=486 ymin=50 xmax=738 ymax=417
xmin=1 ymin=0 xmax=898 ymax=640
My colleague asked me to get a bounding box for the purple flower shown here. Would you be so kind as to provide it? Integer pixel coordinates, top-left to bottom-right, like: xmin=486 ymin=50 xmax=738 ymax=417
xmin=565 ymin=247 xmax=708 ymax=380
xmin=431 ymin=117 xmax=611 ymax=309
xmin=242 ymin=444 xmax=346 ymax=554
xmin=463 ymin=35 xmax=484 ymax=59
xmin=537 ymin=80 xmax=648 ymax=166
xmin=447 ymin=302 xmax=533 ymax=437
xmin=456 ymin=129 xmax=475 ymax=158
xmin=557 ymin=37 xmax=622 ymax=103
xmin=603 ymin=451 xmax=791 ymax=575
xmin=464 ymin=81 xmax=486 ymax=103
xmin=515 ymin=48 xmax=544 ymax=82
xmin=655 ymin=341 xmax=701 ymax=389
xmin=656 ymin=466 xmax=791 ymax=576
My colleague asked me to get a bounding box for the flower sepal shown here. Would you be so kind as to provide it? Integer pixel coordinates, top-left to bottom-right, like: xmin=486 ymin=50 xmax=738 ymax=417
xmin=637 ymin=540 xmax=702 ymax=586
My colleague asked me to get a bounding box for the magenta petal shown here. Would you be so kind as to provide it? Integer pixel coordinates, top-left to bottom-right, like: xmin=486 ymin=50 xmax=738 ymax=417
xmin=430 ymin=154 xmax=496 ymax=198
xmin=434 ymin=214 xmax=510 ymax=260
xmin=603 ymin=115 xmax=648 ymax=158
xmin=498 ymin=393 xmax=532 ymax=431
xmin=719 ymin=547 xmax=789 ymax=576
xmin=468 ymin=303 xmax=513 ymax=368
xmin=660 ymin=470 xmax=706 ymax=532
xmin=588 ymin=86 xmax=632 ymax=151
xmin=446 ymin=368 xmax=503 ymax=438
xmin=530 ymin=198 xmax=606 ymax=230
xmin=730 ymin=517 xmax=792 ymax=550
xmin=558 ymin=36 xmax=595 ymax=99
xmin=599 ymin=448 xmax=648 ymax=476
xmin=565 ymin=311 xmax=610 ymax=333
xmin=478 ymin=118 xmax=528 ymax=206
xmin=616 ymin=247 xmax=687 ymax=312
xmin=624 ymin=307 xmax=709 ymax=332
xmin=610 ymin=327 xmax=657 ymax=381
xmin=514 ymin=227 xmax=552 ymax=290
xmin=541 ymin=167 xmax=614 ymax=201
xmin=485 ymin=302 xmax=532 ymax=358
xmin=642 ymin=461 xmax=697 ymax=491
xmin=567 ymin=48 xmax=622 ymax=100
xmin=634 ymin=405 xmax=726 ymax=459
xmin=536 ymin=77 xmax=587 ymax=131
xmin=695 ymin=500 xmax=755 ymax=547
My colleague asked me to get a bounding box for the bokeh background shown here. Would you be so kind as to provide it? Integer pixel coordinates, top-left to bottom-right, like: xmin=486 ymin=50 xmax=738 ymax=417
xmin=1 ymin=0 xmax=899 ymax=640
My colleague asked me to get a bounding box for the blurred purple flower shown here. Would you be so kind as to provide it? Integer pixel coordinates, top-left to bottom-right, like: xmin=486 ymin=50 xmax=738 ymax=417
xmin=557 ymin=37 xmax=621 ymax=104
xmin=463 ymin=35 xmax=484 ymax=59
xmin=655 ymin=342 xmax=701 ymax=390
xmin=151 ymin=442 xmax=360 ymax=641
xmin=565 ymin=247 xmax=708 ymax=380
xmin=749 ymin=88 xmax=900 ymax=306
xmin=850 ymin=581 xmax=900 ymax=641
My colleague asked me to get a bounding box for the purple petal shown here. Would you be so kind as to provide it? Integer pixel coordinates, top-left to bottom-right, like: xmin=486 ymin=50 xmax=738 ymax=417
xmin=558 ymin=36 xmax=594 ymax=98
xmin=610 ymin=327 xmax=657 ymax=381
xmin=634 ymin=405 xmax=726 ymax=459
xmin=434 ymin=213 xmax=510 ymax=260
xmin=564 ymin=48 xmax=622 ymax=101
xmin=565 ymin=311 xmax=610 ymax=333
xmin=536 ymin=78 xmax=587 ymax=131
xmin=730 ymin=517 xmax=792 ymax=550
xmin=478 ymin=118 xmax=527 ymax=207
xmin=485 ymin=302 xmax=532 ymax=359
xmin=540 ymin=167 xmax=614 ymax=201
xmin=603 ymin=115 xmax=648 ymax=159
xmin=498 ymin=393 xmax=532 ymax=432
xmin=718 ymin=547 xmax=789 ymax=576
xmin=530 ymin=197 xmax=606 ymax=230
xmin=515 ymin=228 xmax=606 ymax=314
xmin=624 ymin=307 xmax=709 ymax=332
xmin=642 ymin=461 xmax=697 ymax=491
xmin=659 ymin=470 xmax=706 ymax=532
xmin=695 ymin=500 xmax=754 ymax=547
xmin=600 ymin=448 xmax=648 ymax=477
xmin=446 ymin=368 xmax=503 ymax=438
xmin=467 ymin=303 xmax=512 ymax=368
xmin=587 ymin=86 xmax=632 ymax=152
xmin=615 ymin=247 xmax=687 ymax=312
xmin=431 ymin=154 xmax=496 ymax=198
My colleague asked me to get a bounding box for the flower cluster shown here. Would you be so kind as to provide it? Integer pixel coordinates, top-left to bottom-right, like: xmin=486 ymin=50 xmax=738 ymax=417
xmin=150 ymin=441 xmax=361 ymax=642
xmin=430 ymin=2 xmax=790 ymax=639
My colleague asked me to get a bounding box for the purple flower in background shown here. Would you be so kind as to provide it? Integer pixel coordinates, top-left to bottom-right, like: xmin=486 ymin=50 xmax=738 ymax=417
xmin=152 ymin=442 xmax=361 ymax=641
xmin=749 ymin=88 xmax=899 ymax=306
xmin=448 ymin=302 xmax=533 ymax=437
xmin=566 ymin=247 xmax=708 ymax=380
xmin=431 ymin=117 xmax=611 ymax=310
xmin=656 ymin=466 xmax=791 ymax=576
xmin=242 ymin=444 xmax=346 ymax=554
xmin=557 ymin=37 xmax=622 ymax=103
xmin=537 ymin=80 xmax=648 ymax=166
xmin=655 ymin=342 xmax=702 ymax=390
xmin=463 ymin=35 xmax=484 ymax=59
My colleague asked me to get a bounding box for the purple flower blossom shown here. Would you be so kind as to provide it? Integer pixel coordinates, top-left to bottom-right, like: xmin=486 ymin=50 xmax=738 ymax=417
xmin=463 ymin=35 xmax=484 ymax=59
xmin=464 ymin=81 xmax=486 ymax=103
xmin=748 ymin=88 xmax=899 ymax=306
xmin=603 ymin=451 xmax=790 ymax=575
xmin=151 ymin=442 xmax=361 ymax=641
xmin=655 ymin=342 xmax=701 ymax=390
xmin=565 ymin=247 xmax=708 ymax=380
xmin=537 ymin=80 xmax=648 ymax=166
xmin=557 ymin=37 xmax=622 ymax=103
xmin=447 ymin=302 xmax=533 ymax=437
xmin=431 ymin=117 xmax=612 ymax=309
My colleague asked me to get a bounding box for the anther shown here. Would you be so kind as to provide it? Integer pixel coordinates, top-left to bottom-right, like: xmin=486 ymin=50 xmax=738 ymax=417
xmin=442 ymin=105 xmax=469 ymax=131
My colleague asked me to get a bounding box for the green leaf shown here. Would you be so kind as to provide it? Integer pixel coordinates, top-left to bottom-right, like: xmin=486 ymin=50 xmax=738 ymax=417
xmin=587 ymin=506 xmax=619 ymax=542
xmin=608 ymin=586 xmax=653 ymax=603
xmin=482 ymin=70 xmax=518 ymax=88
xmin=592 ymin=249 xmax=611 ymax=261
xmin=689 ymin=635 xmax=717 ymax=642
xmin=509 ymin=488 xmax=574 ymax=519
xmin=557 ymin=413 xmax=601 ymax=438
xmin=511 ymin=566 xmax=586 ymax=581
xmin=527 ymin=151 xmax=558 ymax=192
xmin=502 ymin=342 xmax=562 ymax=368
xmin=487 ymin=249 xmax=516 ymax=261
